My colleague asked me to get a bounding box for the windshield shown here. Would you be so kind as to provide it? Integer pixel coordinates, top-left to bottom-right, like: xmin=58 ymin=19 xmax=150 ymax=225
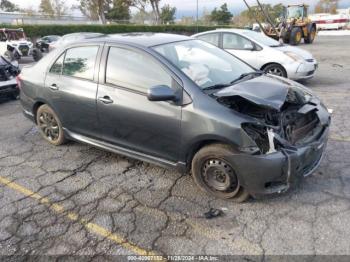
xmin=153 ymin=40 xmax=254 ymax=89
xmin=287 ymin=6 xmax=303 ymax=19
xmin=241 ymin=30 xmax=281 ymax=47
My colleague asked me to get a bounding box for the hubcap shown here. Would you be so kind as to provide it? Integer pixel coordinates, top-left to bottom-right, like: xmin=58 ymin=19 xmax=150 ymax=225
xmin=267 ymin=67 xmax=284 ymax=76
xmin=202 ymin=159 xmax=239 ymax=194
xmin=38 ymin=112 xmax=59 ymax=141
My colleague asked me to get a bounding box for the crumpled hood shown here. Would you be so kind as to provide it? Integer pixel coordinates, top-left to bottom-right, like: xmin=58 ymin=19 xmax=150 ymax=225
xmin=214 ymin=75 xmax=313 ymax=111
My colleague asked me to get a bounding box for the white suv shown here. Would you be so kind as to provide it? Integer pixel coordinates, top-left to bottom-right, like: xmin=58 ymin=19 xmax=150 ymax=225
xmin=193 ymin=29 xmax=318 ymax=81
xmin=0 ymin=28 xmax=42 ymax=62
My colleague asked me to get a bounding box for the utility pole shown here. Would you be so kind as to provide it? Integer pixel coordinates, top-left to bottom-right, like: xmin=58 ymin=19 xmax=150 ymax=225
xmin=196 ymin=0 xmax=199 ymax=32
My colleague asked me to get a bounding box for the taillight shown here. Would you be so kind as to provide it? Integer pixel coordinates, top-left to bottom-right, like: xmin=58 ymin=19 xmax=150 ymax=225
xmin=16 ymin=75 xmax=22 ymax=90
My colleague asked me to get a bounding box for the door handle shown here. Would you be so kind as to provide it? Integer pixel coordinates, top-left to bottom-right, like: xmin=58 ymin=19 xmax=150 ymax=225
xmin=49 ymin=83 xmax=59 ymax=90
xmin=98 ymin=96 xmax=114 ymax=104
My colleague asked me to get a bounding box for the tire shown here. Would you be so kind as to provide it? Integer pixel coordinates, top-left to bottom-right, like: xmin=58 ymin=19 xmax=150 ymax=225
xmin=32 ymin=48 xmax=43 ymax=62
xmin=289 ymin=27 xmax=303 ymax=46
xmin=36 ymin=104 xmax=66 ymax=146
xmin=191 ymin=144 xmax=250 ymax=202
xmin=263 ymin=64 xmax=287 ymax=78
xmin=4 ymin=50 xmax=15 ymax=61
xmin=304 ymin=25 xmax=316 ymax=44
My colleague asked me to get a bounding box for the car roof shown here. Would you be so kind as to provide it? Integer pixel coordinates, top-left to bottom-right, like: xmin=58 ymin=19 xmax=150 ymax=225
xmin=74 ymin=33 xmax=191 ymax=48
xmin=194 ymin=28 xmax=251 ymax=36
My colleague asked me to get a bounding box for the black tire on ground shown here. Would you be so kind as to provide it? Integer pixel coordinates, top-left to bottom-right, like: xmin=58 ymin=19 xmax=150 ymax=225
xmin=32 ymin=48 xmax=43 ymax=62
xmin=191 ymin=143 xmax=250 ymax=202
xmin=36 ymin=104 xmax=66 ymax=146
xmin=4 ymin=50 xmax=15 ymax=61
xmin=289 ymin=27 xmax=303 ymax=46
xmin=262 ymin=63 xmax=287 ymax=78
xmin=304 ymin=25 xmax=316 ymax=44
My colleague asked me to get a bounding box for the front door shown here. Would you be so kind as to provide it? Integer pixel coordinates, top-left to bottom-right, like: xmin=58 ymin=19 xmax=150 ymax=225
xmin=222 ymin=33 xmax=258 ymax=68
xmin=44 ymin=45 xmax=101 ymax=138
xmin=97 ymin=45 xmax=182 ymax=162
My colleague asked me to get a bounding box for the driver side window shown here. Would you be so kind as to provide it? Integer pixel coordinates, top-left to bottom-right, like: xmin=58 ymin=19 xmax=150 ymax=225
xmin=223 ymin=33 xmax=253 ymax=50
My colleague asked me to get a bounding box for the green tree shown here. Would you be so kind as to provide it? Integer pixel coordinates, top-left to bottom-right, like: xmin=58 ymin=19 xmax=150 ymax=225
xmin=0 ymin=0 xmax=19 ymax=12
xmin=52 ymin=0 xmax=67 ymax=17
xmin=106 ymin=0 xmax=130 ymax=22
xmin=160 ymin=4 xmax=176 ymax=24
xmin=315 ymin=0 xmax=339 ymax=14
xmin=79 ymin=0 xmax=107 ymax=23
xmin=39 ymin=0 xmax=55 ymax=16
xmin=210 ymin=3 xmax=233 ymax=25
xmin=238 ymin=4 xmax=285 ymax=25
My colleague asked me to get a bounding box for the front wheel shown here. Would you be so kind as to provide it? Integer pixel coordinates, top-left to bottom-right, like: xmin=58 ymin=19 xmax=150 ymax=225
xmin=290 ymin=27 xmax=303 ymax=45
xmin=263 ymin=64 xmax=287 ymax=78
xmin=36 ymin=104 xmax=66 ymax=146
xmin=191 ymin=144 xmax=250 ymax=202
xmin=305 ymin=26 xmax=316 ymax=44
xmin=4 ymin=50 xmax=15 ymax=61
xmin=32 ymin=48 xmax=43 ymax=62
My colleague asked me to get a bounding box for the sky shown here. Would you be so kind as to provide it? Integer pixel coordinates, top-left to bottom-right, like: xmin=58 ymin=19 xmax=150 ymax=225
xmin=11 ymin=0 xmax=350 ymax=17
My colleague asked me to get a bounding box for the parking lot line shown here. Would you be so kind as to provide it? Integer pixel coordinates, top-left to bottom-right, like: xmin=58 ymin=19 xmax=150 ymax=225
xmin=0 ymin=175 xmax=159 ymax=258
xmin=330 ymin=135 xmax=350 ymax=142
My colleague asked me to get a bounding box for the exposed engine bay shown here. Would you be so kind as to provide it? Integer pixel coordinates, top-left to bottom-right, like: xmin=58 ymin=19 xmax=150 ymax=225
xmin=0 ymin=56 xmax=19 ymax=82
xmin=214 ymin=77 xmax=330 ymax=154
xmin=0 ymin=56 xmax=20 ymax=97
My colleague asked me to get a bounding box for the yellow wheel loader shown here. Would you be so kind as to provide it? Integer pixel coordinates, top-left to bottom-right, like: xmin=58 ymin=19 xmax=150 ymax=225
xmin=243 ymin=1 xmax=317 ymax=45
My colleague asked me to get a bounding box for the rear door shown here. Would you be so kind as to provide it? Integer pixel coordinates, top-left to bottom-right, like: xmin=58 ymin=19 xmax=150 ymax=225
xmin=44 ymin=44 xmax=102 ymax=138
xmin=222 ymin=33 xmax=258 ymax=67
xmin=96 ymin=45 xmax=182 ymax=162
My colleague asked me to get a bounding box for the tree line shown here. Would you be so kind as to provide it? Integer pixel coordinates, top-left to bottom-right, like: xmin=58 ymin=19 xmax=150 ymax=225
xmin=0 ymin=0 xmax=342 ymax=25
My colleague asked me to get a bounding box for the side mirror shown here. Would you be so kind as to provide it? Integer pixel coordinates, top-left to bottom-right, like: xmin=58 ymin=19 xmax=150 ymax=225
xmin=243 ymin=43 xmax=254 ymax=50
xmin=147 ymin=85 xmax=178 ymax=102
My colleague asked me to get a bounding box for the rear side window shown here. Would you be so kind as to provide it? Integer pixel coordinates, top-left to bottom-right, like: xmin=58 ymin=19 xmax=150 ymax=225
xmin=105 ymin=47 xmax=172 ymax=93
xmin=196 ymin=33 xmax=220 ymax=47
xmin=49 ymin=53 xmax=65 ymax=74
xmin=62 ymin=46 xmax=99 ymax=80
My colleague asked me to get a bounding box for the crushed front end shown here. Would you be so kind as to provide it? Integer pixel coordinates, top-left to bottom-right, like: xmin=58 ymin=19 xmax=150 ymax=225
xmin=215 ymin=77 xmax=331 ymax=195
xmin=0 ymin=56 xmax=20 ymax=98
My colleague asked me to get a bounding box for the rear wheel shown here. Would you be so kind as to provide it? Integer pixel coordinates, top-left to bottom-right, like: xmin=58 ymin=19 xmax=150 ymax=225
xmin=263 ymin=64 xmax=287 ymax=78
xmin=191 ymin=144 xmax=250 ymax=202
xmin=36 ymin=104 xmax=66 ymax=146
xmin=305 ymin=25 xmax=316 ymax=44
xmin=290 ymin=27 xmax=303 ymax=45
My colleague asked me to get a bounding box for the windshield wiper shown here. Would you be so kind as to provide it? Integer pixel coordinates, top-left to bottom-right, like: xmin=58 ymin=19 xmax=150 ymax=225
xmin=230 ymin=70 xmax=264 ymax=85
xmin=202 ymin=83 xmax=231 ymax=91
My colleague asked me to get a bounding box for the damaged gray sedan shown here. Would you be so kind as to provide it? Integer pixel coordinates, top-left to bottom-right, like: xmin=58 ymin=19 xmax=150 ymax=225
xmin=20 ymin=33 xmax=330 ymax=202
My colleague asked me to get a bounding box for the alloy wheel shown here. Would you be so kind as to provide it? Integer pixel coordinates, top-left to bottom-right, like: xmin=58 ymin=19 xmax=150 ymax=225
xmin=267 ymin=67 xmax=284 ymax=76
xmin=38 ymin=111 xmax=60 ymax=142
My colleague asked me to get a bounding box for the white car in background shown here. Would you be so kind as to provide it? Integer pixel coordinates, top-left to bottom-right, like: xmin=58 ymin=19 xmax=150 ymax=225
xmin=193 ymin=29 xmax=318 ymax=81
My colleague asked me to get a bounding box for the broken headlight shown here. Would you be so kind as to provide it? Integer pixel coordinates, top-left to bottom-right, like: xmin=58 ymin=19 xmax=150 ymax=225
xmin=242 ymin=123 xmax=277 ymax=154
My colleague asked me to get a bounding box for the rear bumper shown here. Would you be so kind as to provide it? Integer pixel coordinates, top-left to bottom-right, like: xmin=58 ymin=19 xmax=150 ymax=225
xmin=230 ymin=125 xmax=329 ymax=195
